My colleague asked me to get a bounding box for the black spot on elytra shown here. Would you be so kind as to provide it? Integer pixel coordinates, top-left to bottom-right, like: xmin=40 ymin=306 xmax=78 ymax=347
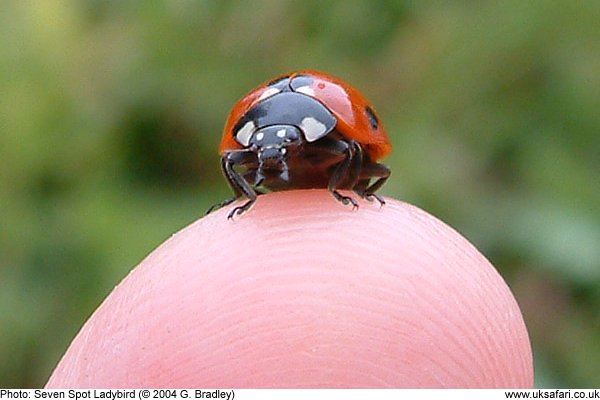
xmin=365 ymin=106 xmax=379 ymax=130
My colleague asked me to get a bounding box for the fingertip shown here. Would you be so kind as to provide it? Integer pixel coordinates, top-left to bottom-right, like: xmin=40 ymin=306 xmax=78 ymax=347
xmin=47 ymin=190 xmax=533 ymax=388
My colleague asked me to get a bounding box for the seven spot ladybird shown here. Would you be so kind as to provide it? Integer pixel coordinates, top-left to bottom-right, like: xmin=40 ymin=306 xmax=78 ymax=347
xmin=209 ymin=70 xmax=392 ymax=219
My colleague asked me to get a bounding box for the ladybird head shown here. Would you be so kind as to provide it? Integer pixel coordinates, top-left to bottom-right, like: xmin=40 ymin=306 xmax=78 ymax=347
xmin=232 ymin=90 xmax=338 ymax=184
xmin=250 ymin=124 xmax=301 ymax=164
xmin=249 ymin=124 xmax=301 ymax=183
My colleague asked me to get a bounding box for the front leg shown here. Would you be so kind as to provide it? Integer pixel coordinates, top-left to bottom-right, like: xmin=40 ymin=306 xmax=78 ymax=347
xmin=207 ymin=150 xmax=259 ymax=218
xmin=222 ymin=150 xmax=260 ymax=219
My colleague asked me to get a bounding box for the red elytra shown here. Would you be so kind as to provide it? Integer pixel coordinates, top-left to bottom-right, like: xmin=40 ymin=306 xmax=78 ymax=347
xmin=211 ymin=70 xmax=392 ymax=219
xmin=220 ymin=70 xmax=392 ymax=161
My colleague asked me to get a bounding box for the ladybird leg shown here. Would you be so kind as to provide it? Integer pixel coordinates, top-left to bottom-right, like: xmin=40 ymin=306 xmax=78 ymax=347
xmin=206 ymin=197 xmax=237 ymax=215
xmin=345 ymin=141 xmax=363 ymax=190
xmin=207 ymin=150 xmax=256 ymax=214
xmin=366 ymin=191 xmax=386 ymax=206
xmin=354 ymin=162 xmax=391 ymax=206
xmin=326 ymin=140 xmax=359 ymax=210
xmin=206 ymin=150 xmax=259 ymax=218
xmin=353 ymin=178 xmax=383 ymax=204
xmin=352 ymin=179 xmax=369 ymax=199
xmin=221 ymin=151 xmax=261 ymax=219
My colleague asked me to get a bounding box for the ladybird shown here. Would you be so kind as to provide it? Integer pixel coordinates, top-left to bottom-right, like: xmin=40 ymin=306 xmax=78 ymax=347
xmin=209 ymin=70 xmax=392 ymax=219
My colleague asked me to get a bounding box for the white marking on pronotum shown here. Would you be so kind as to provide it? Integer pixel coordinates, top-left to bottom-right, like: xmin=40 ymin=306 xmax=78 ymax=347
xmin=276 ymin=129 xmax=287 ymax=138
xmin=255 ymin=132 xmax=264 ymax=141
xmin=235 ymin=121 xmax=255 ymax=146
xmin=300 ymin=117 xmax=328 ymax=142
xmin=257 ymin=87 xmax=281 ymax=101
xmin=295 ymin=86 xmax=315 ymax=97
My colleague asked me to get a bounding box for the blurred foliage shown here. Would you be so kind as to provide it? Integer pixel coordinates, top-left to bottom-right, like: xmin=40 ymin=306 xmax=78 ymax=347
xmin=0 ymin=0 xmax=598 ymax=388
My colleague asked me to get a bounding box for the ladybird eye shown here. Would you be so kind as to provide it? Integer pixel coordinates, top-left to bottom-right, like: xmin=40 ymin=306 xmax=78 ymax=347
xmin=365 ymin=106 xmax=379 ymax=130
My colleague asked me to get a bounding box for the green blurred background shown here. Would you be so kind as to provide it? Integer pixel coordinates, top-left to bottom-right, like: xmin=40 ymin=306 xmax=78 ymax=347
xmin=1 ymin=0 xmax=598 ymax=388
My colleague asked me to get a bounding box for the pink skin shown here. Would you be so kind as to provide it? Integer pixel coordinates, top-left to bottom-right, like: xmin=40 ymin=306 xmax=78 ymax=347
xmin=46 ymin=190 xmax=533 ymax=388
